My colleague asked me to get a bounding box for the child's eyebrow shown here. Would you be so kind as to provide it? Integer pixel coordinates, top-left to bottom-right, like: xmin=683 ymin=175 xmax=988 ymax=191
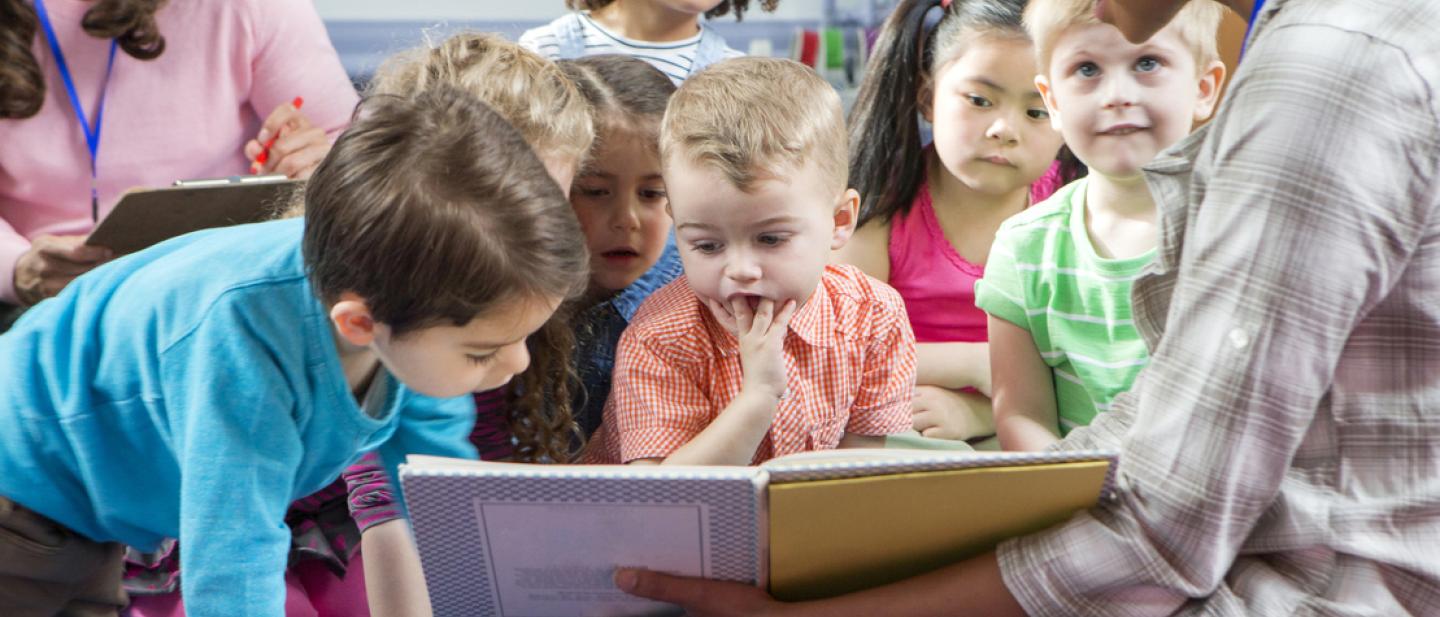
xmin=676 ymin=221 xmax=719 ymax=231
xmin=1135 ymin=42 xmax=1177 ymax=57
xmin=461 ymin=338 xmax=519 ymax=350
xmin=751 ymin=215 xmax=802 ymax=228
xmin=963 ymin=77 xmax=1008 ymax=93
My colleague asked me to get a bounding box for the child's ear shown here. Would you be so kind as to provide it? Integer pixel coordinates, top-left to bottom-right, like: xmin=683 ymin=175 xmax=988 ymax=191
xmin=1035 ymin=74 xmax=1063 ymax=132
xmin=917 ymin=74 xmax=936 ymax=123
xmin=830 ymin=188 xmax=861 ymax=250
xmin=330 ymin=293 xmax=378 ymax=347
xmin=1193 ymin=59 xmax=1227 ymax=122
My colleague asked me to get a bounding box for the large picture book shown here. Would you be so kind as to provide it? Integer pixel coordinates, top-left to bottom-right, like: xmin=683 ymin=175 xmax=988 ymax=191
xmin=400 ymin=449 xmax=1117 ymax=617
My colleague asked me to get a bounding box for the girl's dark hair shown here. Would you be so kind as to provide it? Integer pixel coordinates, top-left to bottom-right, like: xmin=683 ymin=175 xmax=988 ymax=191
xmin=558 ymin=54 xmax=676 ymax=151
xmin=304 ymin=87 xmax=590 ymax=462
xmin=512 ymin=56 xmax=676 ymax=458
xmin=509 ymin=306 xmax=582 ymax=462
xmin=565 ymin=0 xmax=779 ymax=21
xmin=850 ymin=0 xmax=1039 ymax=227
xmin=1 ymin=0 xmax=167 ymax=119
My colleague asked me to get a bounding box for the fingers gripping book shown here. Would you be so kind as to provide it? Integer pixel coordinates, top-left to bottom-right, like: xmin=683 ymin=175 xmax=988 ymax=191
xmin=400 ymin=449 xmax=1117 ymax=617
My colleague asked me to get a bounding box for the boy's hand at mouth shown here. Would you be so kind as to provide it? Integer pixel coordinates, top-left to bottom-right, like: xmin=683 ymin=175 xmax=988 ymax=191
xmin=709 ymin=295 xmax=797 ymax=402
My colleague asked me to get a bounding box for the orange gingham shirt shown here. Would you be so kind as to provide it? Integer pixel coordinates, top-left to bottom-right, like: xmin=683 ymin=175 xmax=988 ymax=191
xmin=583 ymin=263 xmax=917 ymax=464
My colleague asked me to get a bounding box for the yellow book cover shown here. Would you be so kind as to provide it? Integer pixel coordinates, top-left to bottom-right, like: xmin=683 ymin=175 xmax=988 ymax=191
xmin=765 ymin=457 xmax=1112 ymax=601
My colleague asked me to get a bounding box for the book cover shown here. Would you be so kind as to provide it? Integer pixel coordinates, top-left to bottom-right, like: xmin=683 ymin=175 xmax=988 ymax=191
xmin=401 ymin=449 xmax=1116 ymax=616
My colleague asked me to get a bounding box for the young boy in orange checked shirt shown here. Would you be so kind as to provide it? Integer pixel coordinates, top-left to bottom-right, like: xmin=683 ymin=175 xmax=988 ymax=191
xmin=583 ymin=57 xmax=917 ymax=466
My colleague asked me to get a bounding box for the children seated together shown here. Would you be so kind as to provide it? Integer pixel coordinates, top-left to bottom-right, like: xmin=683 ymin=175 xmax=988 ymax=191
xmin=0 ymin=0 xmax=1226 ymax=613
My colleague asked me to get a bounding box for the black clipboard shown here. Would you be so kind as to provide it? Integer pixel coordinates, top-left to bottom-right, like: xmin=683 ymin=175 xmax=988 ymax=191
xmin=85 ymin=175 xmax=300 ymax=255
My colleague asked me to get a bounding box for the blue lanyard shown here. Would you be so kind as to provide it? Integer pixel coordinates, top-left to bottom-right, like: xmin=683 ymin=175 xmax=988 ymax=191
xmin=34 ymin=0 xmax=118 ymax=222
xmin=1241 ymin=0 xmax=1267 ymax=57
xmin=1248 ymin=0 xmax=1267 ymax=26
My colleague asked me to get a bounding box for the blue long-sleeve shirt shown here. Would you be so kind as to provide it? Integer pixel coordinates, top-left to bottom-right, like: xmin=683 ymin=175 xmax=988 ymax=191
xmin=0 ymin=218 xmax=476 ymax=617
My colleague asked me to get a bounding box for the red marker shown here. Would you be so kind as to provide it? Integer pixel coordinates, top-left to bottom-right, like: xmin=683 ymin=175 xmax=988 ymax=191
xmin=251 ymin=96 xmax=304 ymax=174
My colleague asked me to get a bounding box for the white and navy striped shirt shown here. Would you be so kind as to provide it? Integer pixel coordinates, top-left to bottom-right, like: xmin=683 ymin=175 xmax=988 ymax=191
xmin=518 ymin=12 xmax=742 ymax=85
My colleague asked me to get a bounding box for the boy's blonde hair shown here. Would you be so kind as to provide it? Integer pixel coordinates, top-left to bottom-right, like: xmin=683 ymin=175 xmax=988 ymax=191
xmin=1024 ymin=0 xmax=1223 ymax=74
xmin=368 ymin=31 xmax=594 ymax=164
xmin=660 ymin=57 xmax=847 ymax=194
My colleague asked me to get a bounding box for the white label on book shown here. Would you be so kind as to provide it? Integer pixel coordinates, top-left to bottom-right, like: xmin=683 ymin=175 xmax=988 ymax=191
xmin=474 ymin=500 xmax=709 ymax=617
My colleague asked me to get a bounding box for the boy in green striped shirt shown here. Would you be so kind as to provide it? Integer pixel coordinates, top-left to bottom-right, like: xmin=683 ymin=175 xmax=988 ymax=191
xmin=974 ymin=0 xmax=1225 ymax=450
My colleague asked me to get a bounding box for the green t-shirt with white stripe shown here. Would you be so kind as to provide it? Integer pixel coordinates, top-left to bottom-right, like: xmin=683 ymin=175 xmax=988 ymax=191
xmin=975 ymin=178 xmax=1153 ymax=435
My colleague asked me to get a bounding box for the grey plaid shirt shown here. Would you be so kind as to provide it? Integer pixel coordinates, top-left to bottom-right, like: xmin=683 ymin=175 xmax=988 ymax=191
xmin=996 ymin=0 xmax=1440 ymax=614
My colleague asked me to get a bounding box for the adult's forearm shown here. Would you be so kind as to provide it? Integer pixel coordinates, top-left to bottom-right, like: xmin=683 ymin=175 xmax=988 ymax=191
xmin=788 ymin=552 xmax=1025 ymax=617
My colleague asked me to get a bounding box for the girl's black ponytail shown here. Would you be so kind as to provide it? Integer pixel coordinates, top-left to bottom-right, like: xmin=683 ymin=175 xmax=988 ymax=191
xmin=848 ymin=0 xmax=946 ymax=228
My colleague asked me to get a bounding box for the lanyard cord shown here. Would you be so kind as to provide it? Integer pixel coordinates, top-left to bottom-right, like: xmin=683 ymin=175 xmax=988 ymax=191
xmin=34 ymin=0 xmax=119 ymax=222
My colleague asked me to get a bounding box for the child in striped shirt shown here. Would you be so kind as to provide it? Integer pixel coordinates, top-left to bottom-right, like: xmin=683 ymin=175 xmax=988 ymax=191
xmin=974 ymin=0 xmax=1226 ymax=451
xmin=519 ymin=0 xmax=775 ymax=85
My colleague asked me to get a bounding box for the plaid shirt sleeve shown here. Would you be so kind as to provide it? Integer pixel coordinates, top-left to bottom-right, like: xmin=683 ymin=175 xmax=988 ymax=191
xmin=608 ymin=326 xmax=716 ymax=463
xmin=845 ymin=285 xmax=917 ymax=436
xmin=998 ymin=11 xmax=1440 ymax=616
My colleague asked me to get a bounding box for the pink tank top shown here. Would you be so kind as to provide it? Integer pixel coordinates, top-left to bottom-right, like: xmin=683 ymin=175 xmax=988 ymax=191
xmin=885 ymin=161 xmax=1067 ymax=343
xmin=887 ymin=182 xmax=988 ymax=343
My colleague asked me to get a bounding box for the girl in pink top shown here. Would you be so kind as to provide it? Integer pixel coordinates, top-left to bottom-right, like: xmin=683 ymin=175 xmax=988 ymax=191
xmin=0 ymin=0 xmax=358 ymax=308
xmin=838 ymin=0 xmax=1079 ymax=442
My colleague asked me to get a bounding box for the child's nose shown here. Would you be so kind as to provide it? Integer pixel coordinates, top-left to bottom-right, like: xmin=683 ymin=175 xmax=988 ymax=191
xmin=1102 ymin=76 xmax=1139 ymax=108
xmin=986 ymin=116 xmax=1018 ymax=143
xmin=724 ymin=251 xmax=762 ymax=283
xmin=611 ymin=201 xmax=641 ymax=231
xmin=497 ymin=340 xmax=532 ymax=378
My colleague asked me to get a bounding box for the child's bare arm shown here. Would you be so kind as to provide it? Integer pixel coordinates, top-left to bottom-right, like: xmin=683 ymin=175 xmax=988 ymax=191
xmin=834 ymin=220 xmax=891 ymax=282
xmin=915 ymin=342 xmax=992 ymax=395
xmin=361 ymin=519 xmax=433 ymax=617
xmin=659 ymin=390 xmax=784 ymax=465
xmin=911 ymin=385 xmax=994 ymax=440
xmin=988 ymin=315 xmax=1060 ymax=451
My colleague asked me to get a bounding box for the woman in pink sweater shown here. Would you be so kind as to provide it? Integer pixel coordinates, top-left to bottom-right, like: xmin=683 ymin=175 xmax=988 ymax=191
xmin=0 ymin=0 xmax=358 ymax=320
